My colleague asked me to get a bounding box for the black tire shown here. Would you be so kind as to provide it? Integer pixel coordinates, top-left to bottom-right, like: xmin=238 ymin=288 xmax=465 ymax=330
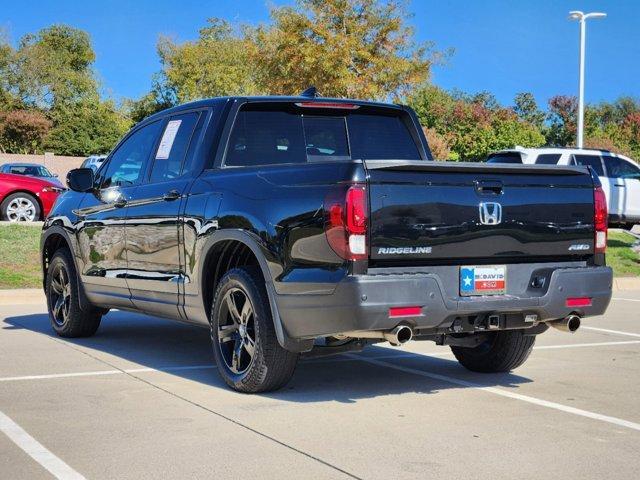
xmin=210 ymin=267 xmax=298 ymax=393
xmin=451 ymin=330 xmax=535 ymax=373
xmin=46 ymin=248 xmax=102 ymax=337
xmin=0 ymin=192 xmax=41 ymax=222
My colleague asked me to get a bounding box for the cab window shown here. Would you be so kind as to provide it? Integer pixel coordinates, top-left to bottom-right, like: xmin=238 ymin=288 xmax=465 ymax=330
xmin=100 ymin=121 xmax=162 ymax=188
xmin=149 ymin=112 xmax=200 ymax=183
xmin=573 ymin=154 xmax=605 ymax=176
xmin=534 ymin=153 xmax=561 ymax=165
xmin=603 ymin=156 xmax=640 ymax=179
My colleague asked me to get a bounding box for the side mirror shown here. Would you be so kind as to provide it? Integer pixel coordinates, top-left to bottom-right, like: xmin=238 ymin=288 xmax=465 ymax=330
xmin=67 ymin=168 xmax=94 ymax=192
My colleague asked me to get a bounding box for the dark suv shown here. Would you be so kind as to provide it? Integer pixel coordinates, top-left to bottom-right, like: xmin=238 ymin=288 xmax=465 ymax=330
xmin=42 ymin=95 xmax=612 ymax=392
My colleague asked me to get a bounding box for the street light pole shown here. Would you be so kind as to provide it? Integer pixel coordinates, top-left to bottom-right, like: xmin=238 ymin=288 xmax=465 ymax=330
xmin=569 ymin=11 xmax=606 ymax=149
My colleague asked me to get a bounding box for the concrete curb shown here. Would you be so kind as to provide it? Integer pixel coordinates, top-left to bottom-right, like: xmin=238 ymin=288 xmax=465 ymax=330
xmin=0 ymin=281 xmax=638 ymax=306
xmin=613 ymin=276 xmax=640 ymax=291
xmin=0 ymin=288 xmax=45 ymax=305
xmin=0 ymin=221 xmax=43 ymax=227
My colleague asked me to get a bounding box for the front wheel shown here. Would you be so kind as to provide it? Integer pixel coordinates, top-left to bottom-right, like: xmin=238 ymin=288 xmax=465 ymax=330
xmin=210 ymin=267 xmax=298 ymax=393
xmin=46 ymin=249 xmax=102 ymax=337
xmin=451 ymin=330 xmax=535 ymax=373
xmin=0 ymin=192 xmax=41 ymax=221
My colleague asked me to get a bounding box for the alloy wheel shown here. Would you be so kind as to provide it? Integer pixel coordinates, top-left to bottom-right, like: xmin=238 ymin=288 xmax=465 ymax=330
xmin=217 ymin=287 xmax=256 ymax=374
xmin=49 ymin=265 xmax=71 ymax=326
xmin=6 ymin=197 xmax=37 ymax=221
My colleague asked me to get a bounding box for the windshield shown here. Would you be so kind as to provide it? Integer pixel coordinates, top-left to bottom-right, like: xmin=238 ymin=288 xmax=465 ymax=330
xmin=7 ymin=165 xmax=53 ymax=177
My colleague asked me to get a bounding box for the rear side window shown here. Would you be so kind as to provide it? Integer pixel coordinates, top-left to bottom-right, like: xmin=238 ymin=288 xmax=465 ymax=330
xmin=149 ymin=112 xmax=200 ymax=183
xmin=225 ymin=110 xmax=306 ymax=167
xmin=224 ymin=105 xmax=421 ymax=167
xmin=535 ymin=153 xmax=562 ymax=165
xmin=573 ymin=154 xmax=605 ymax=176
xmin=602 ymin=155 xmax=640 ymax=179
xmin=486 ymin=153 xmax=522 ymax=164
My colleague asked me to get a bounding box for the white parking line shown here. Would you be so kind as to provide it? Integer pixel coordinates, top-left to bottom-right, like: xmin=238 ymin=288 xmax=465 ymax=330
xmin=612 ymin=297 xmax=640 ymax=303
xmin=581 ymin=326 xmax=640 ymax=338
xmin=534 ymin=340 xmax=640 ymax=349
xmin=0 ymin=410 xmax=86 ymax=480
xmin=2 ymin=339 xmax=640 ymax=382
xmin=0 ymin=365 xmax=214 ymax=383
xmin=350 ymin=355 xmax=640 ymax=432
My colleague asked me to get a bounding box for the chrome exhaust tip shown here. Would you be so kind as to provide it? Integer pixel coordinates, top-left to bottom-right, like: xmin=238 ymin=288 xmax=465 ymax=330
xmin=384 ymin=325 xmax=413 ymax=346
xmin=549 ymin=315 xmax=581 ymax=333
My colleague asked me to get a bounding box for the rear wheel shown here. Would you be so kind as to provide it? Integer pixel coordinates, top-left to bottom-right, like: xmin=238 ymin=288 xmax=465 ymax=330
xmin=46 ymin=249 xmax=102 ymax=337
xmin=451 ymin=330 xmax=535 ymax=373
xmin=210 ymin=267 xmax=298 ymax=393
xmin=0 ymin=192 xmax=41 ymax=222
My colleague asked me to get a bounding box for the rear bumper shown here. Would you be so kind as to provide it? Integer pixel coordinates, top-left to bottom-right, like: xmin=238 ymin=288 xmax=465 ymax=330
xmin=274 ymin=264 xmax=613 ymax=340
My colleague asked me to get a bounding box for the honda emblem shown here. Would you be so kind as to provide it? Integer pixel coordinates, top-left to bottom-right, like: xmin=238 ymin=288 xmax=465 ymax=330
xmin=478 ymin=202 xmax=502 ymax=225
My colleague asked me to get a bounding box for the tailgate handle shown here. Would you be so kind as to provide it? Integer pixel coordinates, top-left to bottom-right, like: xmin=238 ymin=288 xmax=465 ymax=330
xmin=475 ymin=180 xmax=503 ymax=195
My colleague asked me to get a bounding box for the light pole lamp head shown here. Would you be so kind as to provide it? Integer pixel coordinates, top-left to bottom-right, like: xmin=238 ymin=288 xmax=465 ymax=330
xmin=568 ymin=10 xmax=584 ymax=20
xmin=569 ymin=10 xmax=607 ymax=21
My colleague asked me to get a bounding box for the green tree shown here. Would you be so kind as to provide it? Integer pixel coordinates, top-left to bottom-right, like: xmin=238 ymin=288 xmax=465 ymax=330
xmin=0 ymin=110 xmax=52 ymax=153
xmin=250 ymin=0 xmax=443 ymax=99
xmin=409 ymin=85 xmax=544 ymax=161
xmin=0 ymin=24 xmax=130 ymax=155
xmin=44 ymin=100 xmax=130 ymax=155
xmin=12 ymin=24 xmax=96 ymax=109
xmin=125 ymin=74 xmax=176 ymax=123
xmin=513 ymin=92 xmax=545 ymax=128
xmin=158 ymin=18 xmax=258 ymax=103
xmin=546 ymin=95 xmax=577 ymax=146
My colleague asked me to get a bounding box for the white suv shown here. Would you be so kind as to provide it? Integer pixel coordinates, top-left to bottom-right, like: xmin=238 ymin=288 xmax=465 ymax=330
xmin=487 ymin=147 xmax=640 ymax=228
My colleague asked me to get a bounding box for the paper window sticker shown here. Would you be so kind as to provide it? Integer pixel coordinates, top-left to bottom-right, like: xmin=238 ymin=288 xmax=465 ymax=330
xmin=156 ymin=120 xmax=182 ymax=159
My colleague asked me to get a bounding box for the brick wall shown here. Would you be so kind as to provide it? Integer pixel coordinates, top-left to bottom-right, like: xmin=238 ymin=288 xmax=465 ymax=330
xmin=0 ymin=153 xmax=85 ymax=186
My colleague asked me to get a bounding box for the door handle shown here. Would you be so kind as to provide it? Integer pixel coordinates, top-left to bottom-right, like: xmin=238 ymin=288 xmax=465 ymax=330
xmin=474 ymin=180 xmax=503 ymax=196
xmin=113 ymin=198 xmax=127 ymax=208
xmin=163 ymin=189 xmax=181 ymax=201
xmin=614 ymin=184 xmax=626 ymax=188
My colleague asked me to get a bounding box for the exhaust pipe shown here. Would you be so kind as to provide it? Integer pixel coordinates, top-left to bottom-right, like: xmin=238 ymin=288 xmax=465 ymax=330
xmin=384 ymin=325 xmax=413 ymax=346
xmin=549 ymin=315 xmax=581 ymax=333
xmin=337 ymin=325 xmax=414 ymax=346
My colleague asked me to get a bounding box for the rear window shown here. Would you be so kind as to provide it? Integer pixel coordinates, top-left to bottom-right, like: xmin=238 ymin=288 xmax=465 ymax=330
xmin=486 ymin=152 xmax=522 ymax=164
xmin=535 ymin=153 xmax=562 ymax=165
xmin=572 ymin=154 xmax=605 ymax=176
xmin=224 ymin=105 xmax=421 ymax=167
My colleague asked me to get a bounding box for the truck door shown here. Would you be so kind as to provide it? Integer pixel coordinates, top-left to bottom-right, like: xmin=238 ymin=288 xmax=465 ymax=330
xmin=123 ymin=111 xmax=203 ymax=318
xmin=76 ymin=120 xmax=163 ymax=308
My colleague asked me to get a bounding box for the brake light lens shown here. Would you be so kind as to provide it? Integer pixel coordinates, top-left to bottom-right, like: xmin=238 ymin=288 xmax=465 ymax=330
xmin=594 ymin=186 xmax=608 ymax=253
xmin=566 ymin=297 xmax=592 ymax=307
xmin=389 ymin=306 xmax=422 ymax=317
xmin=295 ymin=102 xmax=360 ymax=110
xmin=325 ymin=184 xmax=368 ymax=260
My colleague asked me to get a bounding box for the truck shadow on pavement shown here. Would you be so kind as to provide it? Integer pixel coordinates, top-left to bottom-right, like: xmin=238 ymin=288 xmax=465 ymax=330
xmin=4 ymin=309 xmax=533 ymax=403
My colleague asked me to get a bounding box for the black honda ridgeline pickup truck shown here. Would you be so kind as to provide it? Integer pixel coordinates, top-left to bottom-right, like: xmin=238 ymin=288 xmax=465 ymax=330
xmin=41 ymin=94 xmax=613 ymax=392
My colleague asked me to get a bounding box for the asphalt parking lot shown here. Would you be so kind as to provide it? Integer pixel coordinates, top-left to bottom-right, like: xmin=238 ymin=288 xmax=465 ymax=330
xmin=1 ymin=294 xmax=639 ymax=480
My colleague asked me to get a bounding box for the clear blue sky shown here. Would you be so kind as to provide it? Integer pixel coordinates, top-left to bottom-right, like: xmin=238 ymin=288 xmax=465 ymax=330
xmin=2 ymin=0 xmax=638 ymax=107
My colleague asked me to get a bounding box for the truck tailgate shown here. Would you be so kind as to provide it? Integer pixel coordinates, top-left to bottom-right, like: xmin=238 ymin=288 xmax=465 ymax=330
xmin=365 ymin=160 xmax=596 ymax=264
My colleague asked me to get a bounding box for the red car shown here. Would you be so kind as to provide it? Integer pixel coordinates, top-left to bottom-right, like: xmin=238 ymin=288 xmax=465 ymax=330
xmin=0 ymin=172 xmax=64 ymax=222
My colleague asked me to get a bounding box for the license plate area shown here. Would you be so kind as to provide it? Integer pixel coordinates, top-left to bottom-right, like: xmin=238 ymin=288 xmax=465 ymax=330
xmin=460 ymin=265 xmax=506 ymax=296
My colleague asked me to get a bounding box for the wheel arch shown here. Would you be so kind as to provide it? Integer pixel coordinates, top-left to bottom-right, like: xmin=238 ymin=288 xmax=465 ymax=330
xmin=41 ymin=225 xmax=95 ymax=312
xmin=199 ymin=230 xmax=313 ymax=353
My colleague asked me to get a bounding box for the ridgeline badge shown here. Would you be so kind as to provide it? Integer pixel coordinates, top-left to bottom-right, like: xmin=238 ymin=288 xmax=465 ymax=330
xmin=378 ymin=247 xmax=432 ymax=255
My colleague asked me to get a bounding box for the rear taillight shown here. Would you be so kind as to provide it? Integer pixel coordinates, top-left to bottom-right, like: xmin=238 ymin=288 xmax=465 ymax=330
xmin=594 ymin=186 xmax=608 ymax=253
xmin=325 ymin=184 xmax=368 ymax=260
